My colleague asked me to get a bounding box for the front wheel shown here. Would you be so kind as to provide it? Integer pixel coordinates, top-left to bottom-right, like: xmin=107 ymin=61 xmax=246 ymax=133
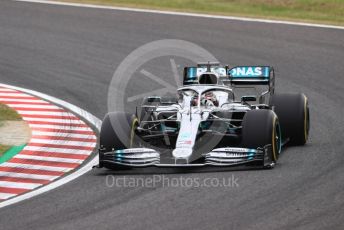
xmin=99 ymin=112 xmax=138 ymax=168
xmin=241 ymin=109 xmax=282 ymax=166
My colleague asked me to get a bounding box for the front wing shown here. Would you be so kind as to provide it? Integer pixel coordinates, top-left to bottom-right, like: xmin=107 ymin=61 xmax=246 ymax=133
xmin=99 ymin=146 xmax=274 ymax=168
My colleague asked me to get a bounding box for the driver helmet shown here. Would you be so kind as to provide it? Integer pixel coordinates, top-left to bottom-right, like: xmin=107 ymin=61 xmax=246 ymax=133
xmin=201 ymin=91 xmax=219 ymax=107
xmin=191 ymin=95 xmax=199 ymax=106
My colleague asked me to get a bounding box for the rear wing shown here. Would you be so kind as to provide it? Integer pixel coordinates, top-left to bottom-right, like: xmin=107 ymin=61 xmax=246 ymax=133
xmin=225 ymin=66 xmax=275 ymax=96
xmin=227 ymin=66 xmax=274 ymax=85
xmin=183 ymin=64 xmax=275 ymax=88
xmin=183 ymin=62 xmax=227 ymax=85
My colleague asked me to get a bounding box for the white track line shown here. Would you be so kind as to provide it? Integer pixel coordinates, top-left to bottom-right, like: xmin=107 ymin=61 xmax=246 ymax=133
xmin=23 ymin=117 xmax=85 ymax=124
xmin=0 ymin=163 xmax=73 ymax=172
xmin=0 ymin=181 xmax=42 ymax=190
xmin=0 ymin=193 xmax=16 ymax=200
xmin=21 ymin=113 xmax=76 ymax=117
xmin=7 ymin=104 xmax=60 ymax=109
xmin=14 ymin=154 xmax=83 ymax=164
xmin=0 ymin=83 xmax=101 ymax=209
xmin=13 ymin=0 xmax=344 ymax=30
xmin=31 ymin=131 xmax=96 ymax=139
xmin=28 ymin=124 xmax=92 ymax=131
xmin=24 ymin=145 xmax=93 ymax=155
xmin=29 ymin=138 xmax=96 ymax=147
xmin=0 ymin=88 xmax=17 ymax=92
xmin=0 ymin=99 xmax=48 ymax=103
xmin=0 ymin=93 xmax=32 ymax=97
xmin=17 ymin=111 xmax=73 ymax=116
xmin=0 ymin=172 xmax=58 ymax=181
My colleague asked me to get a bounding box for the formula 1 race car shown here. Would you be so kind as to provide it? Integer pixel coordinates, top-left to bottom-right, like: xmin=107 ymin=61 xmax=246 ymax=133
xmin=98 ymin=63 xmax=310 ymax=169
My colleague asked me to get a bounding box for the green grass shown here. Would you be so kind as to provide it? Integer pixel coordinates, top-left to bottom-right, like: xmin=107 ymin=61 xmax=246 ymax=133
xmin=0 ymin=103 xmax=22 ymax=156
xmin=0 ymin=103 xmax=22 ymax=122
xmin=56 ymin=0 xmax=344 ymax=26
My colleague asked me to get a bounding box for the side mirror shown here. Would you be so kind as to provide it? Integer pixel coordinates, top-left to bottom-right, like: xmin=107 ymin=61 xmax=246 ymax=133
xmin=241 ymin=96 xmax=257 ymax=102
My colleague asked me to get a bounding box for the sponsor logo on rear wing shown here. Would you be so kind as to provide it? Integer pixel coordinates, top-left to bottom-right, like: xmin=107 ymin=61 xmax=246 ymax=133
xmin=183 ymin=65 xmax=274 ymax=85
xmin=183 ymin=66 xmax=227 ymax=84
xmin=228 ymin=66 xmax=272 ymax=85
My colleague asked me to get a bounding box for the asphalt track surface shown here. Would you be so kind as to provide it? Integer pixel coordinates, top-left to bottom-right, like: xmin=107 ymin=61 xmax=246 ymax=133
xmin=0 ymin=1 xmax=344 ymax=229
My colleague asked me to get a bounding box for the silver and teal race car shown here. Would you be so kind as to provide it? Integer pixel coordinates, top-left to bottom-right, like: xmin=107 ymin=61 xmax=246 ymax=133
xmin=98 ymin=63 xmax=310 ymax=169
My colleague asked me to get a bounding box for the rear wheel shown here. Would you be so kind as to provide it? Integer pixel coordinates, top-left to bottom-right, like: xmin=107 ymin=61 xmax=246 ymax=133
xmin=270 ymin=93 xmax=309 ymax=145
xmin=241 ymin=109 xmax=281 ymax=166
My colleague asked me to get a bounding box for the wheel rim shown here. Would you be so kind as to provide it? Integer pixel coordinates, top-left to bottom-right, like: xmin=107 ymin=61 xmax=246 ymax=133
xmin=304 ymin=96 xmax=310 ymax=143
xmin=276 ymin=121 xmax=282 ymax=155
xmin=130 ymin=117 xmax=139 ymax=148
xmin=272 ymin=117 xmax=282 ymax=161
